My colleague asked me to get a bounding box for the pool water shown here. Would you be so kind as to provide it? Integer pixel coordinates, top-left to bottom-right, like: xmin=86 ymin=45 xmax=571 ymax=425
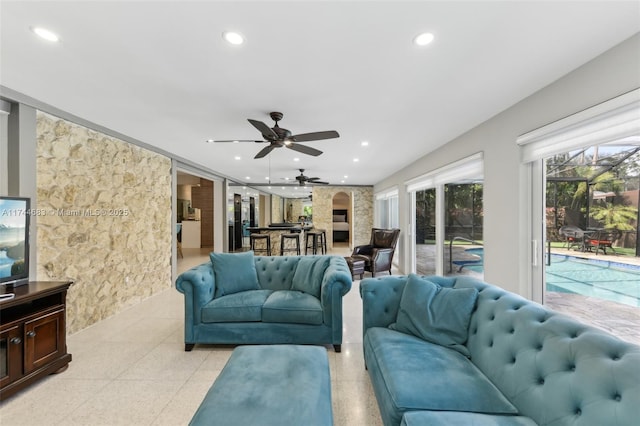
xmin=546 ymin=254 xmax=640 ymax=307
xmin=462 ymin=248 xmax=484 ymax=273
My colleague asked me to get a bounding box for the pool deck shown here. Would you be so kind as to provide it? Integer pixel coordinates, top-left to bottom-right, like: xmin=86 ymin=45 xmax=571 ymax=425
xmin=545 ymin=291 xmax=640 ymax=346
xmin=550 ymin=247 xmax=640 ymax=267
xmin=546 ymin=248 xmax=640 ymax=346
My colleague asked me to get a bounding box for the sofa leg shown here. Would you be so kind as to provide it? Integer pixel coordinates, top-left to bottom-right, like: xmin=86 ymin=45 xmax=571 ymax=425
xmin=185 ymin=343 xmax=195 ymax=352
xmin=334 ymin=344 xmax=342 ymax=353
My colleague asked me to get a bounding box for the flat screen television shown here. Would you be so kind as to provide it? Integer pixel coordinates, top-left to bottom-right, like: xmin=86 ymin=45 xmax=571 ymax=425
xmin=0 ymin=196 xmax=30 ymax=287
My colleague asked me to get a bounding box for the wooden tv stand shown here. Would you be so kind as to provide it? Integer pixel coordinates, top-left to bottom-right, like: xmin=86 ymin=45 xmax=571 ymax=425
xmin=0 ymin=281 xmax=73 ymax=401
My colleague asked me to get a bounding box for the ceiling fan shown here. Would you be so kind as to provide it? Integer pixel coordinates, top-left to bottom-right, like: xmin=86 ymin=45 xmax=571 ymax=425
xmin=294 ymin=169 xmax=329 ymax=186
xmin=213 ymin=112 xmax=339 ymax=159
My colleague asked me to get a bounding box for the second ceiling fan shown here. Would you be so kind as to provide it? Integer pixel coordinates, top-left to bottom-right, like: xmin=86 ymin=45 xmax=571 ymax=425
xmin=293 ymin=169 xmax=329 ymax=186
xmin=213 ymin=112 xmax=340 ymax=159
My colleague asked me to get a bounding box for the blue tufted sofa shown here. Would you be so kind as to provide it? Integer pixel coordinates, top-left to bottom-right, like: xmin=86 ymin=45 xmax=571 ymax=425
xmin=361 ymin=275 xmax=640 ymax=426
xmin=176 ymin=253 xmax=352 ymax=352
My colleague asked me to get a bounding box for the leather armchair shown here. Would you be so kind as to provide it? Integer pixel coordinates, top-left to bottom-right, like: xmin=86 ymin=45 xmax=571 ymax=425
xmin=352 ymin=228 xmax=400 ymax=277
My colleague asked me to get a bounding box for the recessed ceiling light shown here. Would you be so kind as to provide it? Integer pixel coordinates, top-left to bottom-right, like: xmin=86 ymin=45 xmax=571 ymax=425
xmin=206 ymin=139 xmax=214 ymax=143
xmin=413 ymin=32 xmax=434 ymax=46
xmin=31 ymin=27 xmax=60 ymax=42
xmin=361 ymin=141 xmax=369 ymax=146
xmin=344 ymin=175 xmax=348 ymax=179
xmin=245 ymin=176 xmax=251 ymax=180
xmin=353 ymin=158 xmax=359 ymax=162
xmin=293 ymin=158 xmax=300 ymax=162
xmin=223 ymin=31 xmax=244 ymax=45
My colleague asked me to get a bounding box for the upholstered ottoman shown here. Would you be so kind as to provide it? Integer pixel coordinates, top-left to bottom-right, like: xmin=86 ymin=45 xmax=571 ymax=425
xmin=190 ymin=345 xmax=333 ymax=426
xmin=345 ymin=256 xmax=365 ymax=280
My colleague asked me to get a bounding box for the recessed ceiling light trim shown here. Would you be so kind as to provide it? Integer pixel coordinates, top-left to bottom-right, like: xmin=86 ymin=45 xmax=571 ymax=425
xmin=413 ymin=32 xmax=434 ymax=46
xmin=223 ymin=31 xmax=245 ymax=45
xmin=31 ymin=26 xmax=60 ymax=42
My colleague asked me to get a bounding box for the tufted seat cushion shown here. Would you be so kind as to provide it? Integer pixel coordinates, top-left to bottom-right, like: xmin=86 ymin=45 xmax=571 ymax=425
xmin=201 ymin=290 xmax=273 ymax=323
xmin=262 ymin=290 xmax=323 ymax=325
xmin=401 ymin=410 xmax=537 ymax=426
xmin=365 ymin=327 xmax=518 ymax=425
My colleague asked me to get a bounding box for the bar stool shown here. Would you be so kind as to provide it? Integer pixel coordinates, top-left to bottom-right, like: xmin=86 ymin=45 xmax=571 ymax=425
xmin=250 ymin=234 xmax=271 ymax=256
xmin=317 ymin=229 xmax=327 ymax=254
xmin=280 ymin=233 xmax=301 ymax=256
xmin=305 ymin=230 xmax=324 ymax=255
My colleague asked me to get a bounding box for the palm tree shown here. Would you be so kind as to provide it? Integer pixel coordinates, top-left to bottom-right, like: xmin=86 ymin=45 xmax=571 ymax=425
xmin=589 ymin=202 xmax=637 ymax=231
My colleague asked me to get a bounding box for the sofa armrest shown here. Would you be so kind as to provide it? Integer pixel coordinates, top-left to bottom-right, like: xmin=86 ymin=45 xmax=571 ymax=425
xmin=175 ymin=262 xmax=216 ymax=326
xmin=320 ymin=257 xmax=352 ymax=328
xmin=359 ymin=276 xmax=408 ymax=335
xmin=371 ymin=247 xmax=394 ymax=269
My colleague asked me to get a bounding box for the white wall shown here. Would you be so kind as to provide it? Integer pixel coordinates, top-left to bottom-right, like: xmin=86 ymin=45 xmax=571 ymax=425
xmin=375 ymin=33 xmax=640 ymax=296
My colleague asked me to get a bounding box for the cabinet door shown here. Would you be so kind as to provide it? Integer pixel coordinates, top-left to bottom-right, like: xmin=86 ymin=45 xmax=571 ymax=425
xmin=0 ymin=325 xmax=23 ymax=388
xmin=24 ymin=308 xmax=65 ymax=374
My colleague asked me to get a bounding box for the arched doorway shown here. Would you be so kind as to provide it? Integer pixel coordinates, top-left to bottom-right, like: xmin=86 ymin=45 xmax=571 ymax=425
xmin=332 ymin=192 xmax=351 ymax=247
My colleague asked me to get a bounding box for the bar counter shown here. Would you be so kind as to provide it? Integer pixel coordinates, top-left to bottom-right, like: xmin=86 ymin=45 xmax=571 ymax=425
xmin=247 ymin=225 xmax=311 ymax=255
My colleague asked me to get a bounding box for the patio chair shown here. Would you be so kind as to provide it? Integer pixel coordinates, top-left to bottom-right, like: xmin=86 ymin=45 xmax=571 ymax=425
xmin=584 ymin=230 xmax=617 ymax=255
xmin=558 ymin=225 xmax=585 ymax=251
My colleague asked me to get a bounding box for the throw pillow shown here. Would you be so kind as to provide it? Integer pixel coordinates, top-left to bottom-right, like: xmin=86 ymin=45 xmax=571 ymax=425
xmin=390 ymin=273 xmax=478 ymax=357
xmin=210 ymin=251 xmax=260 ymax=298
xmin=291 ymin=256 xmax=329 ymax=299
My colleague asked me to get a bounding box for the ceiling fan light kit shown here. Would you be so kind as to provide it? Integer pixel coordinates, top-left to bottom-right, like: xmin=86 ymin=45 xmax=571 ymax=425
xmin=212 ymin=111 xmax=340 ymax=159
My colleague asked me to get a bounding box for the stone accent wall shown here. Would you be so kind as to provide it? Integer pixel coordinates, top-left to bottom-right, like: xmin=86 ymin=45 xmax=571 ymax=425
xmin=312 ymin=186 xmax=373 ymax=250
xmin=286 ymin=198 xmax=305 ymax=222
xmin=271 ymin=194 xmax=283 ymax=223
xmin=35 ymin=112 xmax=172 ymax=334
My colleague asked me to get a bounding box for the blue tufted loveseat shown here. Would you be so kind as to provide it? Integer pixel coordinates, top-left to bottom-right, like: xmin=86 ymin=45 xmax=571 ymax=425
xmin=176 ymin=254 xmax=352 ymax=352
xmin=361 ymin=275 xmax=640 ymax=426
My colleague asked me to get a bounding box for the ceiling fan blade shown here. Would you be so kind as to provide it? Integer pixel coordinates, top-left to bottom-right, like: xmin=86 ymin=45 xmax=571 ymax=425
xmin=248 ymin=119 xmax=278 ymax=140
xmin=254 ymin=144 xmax=277 ymax=159
xmin=213 ymin=140 xmax=264 ymax=143
xmin=310 ymin=180 xmax=329 ymax=185
xmin=307 ymin=177 xmax=322 ymax=181
xmin=291 ymin=130 xmax=339 ymax=142
xmin=287 ymin=143 xmax=323 ymax=156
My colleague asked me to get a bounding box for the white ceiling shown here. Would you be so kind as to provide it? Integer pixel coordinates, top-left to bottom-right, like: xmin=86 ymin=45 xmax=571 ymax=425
xmin=2 ymin=1 xmax=639 ymax=198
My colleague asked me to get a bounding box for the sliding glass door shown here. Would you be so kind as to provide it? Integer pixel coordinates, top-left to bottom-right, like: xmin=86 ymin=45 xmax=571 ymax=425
xmin=517 ymin=89 xmax=640 ymax=316
xmin=444 ymin=183 xmax=484 ymax=277
xmin=408 ymin=154 xmax=484 ymax=277
xmin=415 ymin=188 xmax=437 ymax=275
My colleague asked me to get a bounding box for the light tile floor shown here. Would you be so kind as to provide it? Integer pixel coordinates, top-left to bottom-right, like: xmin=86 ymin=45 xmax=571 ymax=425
xmin=0 ymin=246 xmax=383 ymax=426
xmin=3 ymin=245 xmax=637 ymax=425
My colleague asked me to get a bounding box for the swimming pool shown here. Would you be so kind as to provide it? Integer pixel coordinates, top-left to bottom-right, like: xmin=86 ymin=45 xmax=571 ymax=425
xmin=546 ymin=254 xmax=640 ymax=307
